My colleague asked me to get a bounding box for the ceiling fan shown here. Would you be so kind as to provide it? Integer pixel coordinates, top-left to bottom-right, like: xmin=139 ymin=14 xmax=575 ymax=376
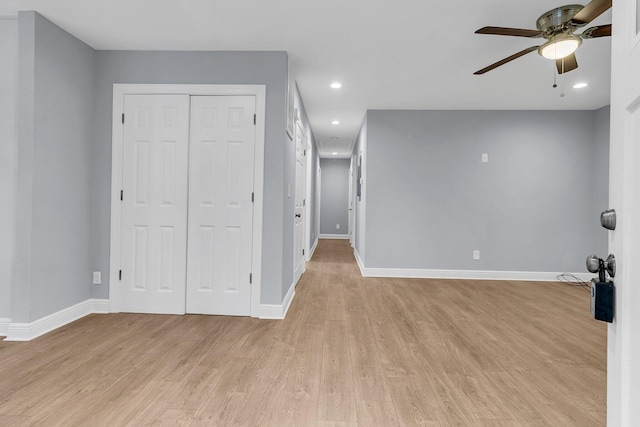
xmin=474 ymin=0 xmax=612 ymax=75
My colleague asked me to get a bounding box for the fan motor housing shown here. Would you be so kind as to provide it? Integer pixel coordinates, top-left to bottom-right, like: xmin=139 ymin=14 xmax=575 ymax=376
xmin=536 ymin=4 xmax=584 ymax=33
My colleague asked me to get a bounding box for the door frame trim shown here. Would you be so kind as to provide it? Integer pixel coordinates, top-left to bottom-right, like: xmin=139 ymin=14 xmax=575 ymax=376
xmin=109 ymin=84 xmax=266 ymax=318
xmin=304 ymin=130 xmax=313 ymax=261
xmin=292 ymin=119 xmax=307 ymax=284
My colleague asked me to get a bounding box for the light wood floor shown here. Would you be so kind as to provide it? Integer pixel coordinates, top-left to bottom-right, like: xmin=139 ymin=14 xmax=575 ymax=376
xmin=0 ymin=239 xmax=606 ymax=426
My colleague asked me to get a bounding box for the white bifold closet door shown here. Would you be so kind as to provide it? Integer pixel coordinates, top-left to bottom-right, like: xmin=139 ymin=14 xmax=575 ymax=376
xmin=186 ymin=96 xmax=256 ymax=315
xmin=120 ymin=94 xmax=256 ymax=316
xmin=120 ymin=95 xmax=191 ymax=314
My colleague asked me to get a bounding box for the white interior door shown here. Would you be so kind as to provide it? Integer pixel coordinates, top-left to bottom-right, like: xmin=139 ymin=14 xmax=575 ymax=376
xmin=608 ymin=0 xmax=640 ymax=423
xmin=120 ymin=94 xmax=190 ymax=314
xmin=293 ymin=122 xmax=306 ymax=284
xmin=186 ymin=96 xmax=256 ymax=315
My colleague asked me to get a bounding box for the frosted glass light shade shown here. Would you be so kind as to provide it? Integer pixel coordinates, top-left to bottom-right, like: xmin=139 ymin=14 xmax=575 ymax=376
xmin=539 ymin=35 xmax=582 ymax=59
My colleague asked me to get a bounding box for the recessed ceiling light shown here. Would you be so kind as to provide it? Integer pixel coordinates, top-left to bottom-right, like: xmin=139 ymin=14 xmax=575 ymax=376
xmin=330 ymin=82 xmax=342 ymax=89
xmin=573 ymin=82 xmax=588 ymax=89
xmin=332 ymin=152 xmax=338 ymax=155
xmin=331 ymin=120 xmax=340 ymax=125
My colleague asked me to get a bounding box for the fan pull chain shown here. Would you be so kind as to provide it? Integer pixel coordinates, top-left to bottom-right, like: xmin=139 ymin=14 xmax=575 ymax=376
xmin=552 ymin=43 xmax=558 ymax=88
xmin=560 ymin=57 xmax=566 ymax=98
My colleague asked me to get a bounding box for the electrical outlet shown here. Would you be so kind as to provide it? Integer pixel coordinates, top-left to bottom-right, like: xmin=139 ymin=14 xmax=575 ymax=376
xmin=473 ymin=250 xmax=480 ymax=260
xmin=336 ymin=224 xmax=340 ymax=229
xmin=481 ymin=153 xmax=489 ymax=163
xmin=92 ymin=271 xmax=101 ymax=285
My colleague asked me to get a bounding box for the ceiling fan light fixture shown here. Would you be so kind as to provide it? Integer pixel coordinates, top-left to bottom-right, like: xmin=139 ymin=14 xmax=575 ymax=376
xmin=539 ymin=34 xmax=582 ymax=59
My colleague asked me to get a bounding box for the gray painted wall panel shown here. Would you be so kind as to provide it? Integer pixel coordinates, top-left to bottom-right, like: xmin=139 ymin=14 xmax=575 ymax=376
xmin=13 ymin=12 xmax=96 ymax=322
xmin=0 ymin=17 xmax=18 ymax=320
xmin=320 ymin=159 xmax=350 ymax=235
xmin=353 ymin=117 xmax=367 ymax=261
xmin=12 ymin=12 xmax=36 ymax=323
xmin=363 ymin=109 xmax=608 ymax=273
xmin=309 ymin=141 xmax=319 ymax=246
xmin=593 ymin=106 xmax=610 ymax=217
xmin=91 ymin=50 xmax=289 ymax=305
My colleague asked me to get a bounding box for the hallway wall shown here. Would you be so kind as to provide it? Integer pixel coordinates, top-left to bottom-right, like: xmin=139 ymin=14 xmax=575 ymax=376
xmin=355 ymin=108 xmax=609 ymax=277
xmin=12 ymin=12 xmax=96 ymax=323
xmin=0 ymin=17 xmax=18 ymax=322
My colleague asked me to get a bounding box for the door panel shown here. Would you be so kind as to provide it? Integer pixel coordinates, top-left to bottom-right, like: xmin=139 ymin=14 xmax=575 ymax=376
xmin=608 ymin=1 xmax=640 ymax=423
xmin=186 ymin=96 xmax=256 ymax=315
xmin=293 ymin=122 xmax=306 ymax=284
xmin=120 ymin=94 xmax=190 ymax=314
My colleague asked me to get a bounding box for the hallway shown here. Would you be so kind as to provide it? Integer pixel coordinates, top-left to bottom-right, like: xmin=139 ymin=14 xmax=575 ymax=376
xmin=0 ymin=239 xmax=606 ymax=426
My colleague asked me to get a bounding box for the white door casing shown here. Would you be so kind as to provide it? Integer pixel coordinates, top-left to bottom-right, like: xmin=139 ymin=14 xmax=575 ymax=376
xmin=293 ymin=121 xmax=306 ymax=284
xmin=305 ymin=132 xmax=313 ymax=261
xmin=186 ymin=96 xmax=256 ymax=316
xmin=110 ymin=85 xmax=266 ymax=318
xmin=608 ymin=0 xmax=640 ymax=424
xmin=316 ymin=160 xmax=321 ymax=244
xmin=120 ymin=94 xmax=190 ymax=314
xmin=348 ymin=157 xmax=355 ymax=247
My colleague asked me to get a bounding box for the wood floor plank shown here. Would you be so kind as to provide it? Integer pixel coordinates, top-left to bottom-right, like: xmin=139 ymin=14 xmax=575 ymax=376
xmin=316 ymin=421 xmax=359 ymax=427
xmin=347 ymin=313 xmax=391 ymax=402
xmin=318 ymin=320 xmax=357 ymax=422
xmin=270 ymin=323 xmax=324 ymax=427
xmin=0 ymin=239 xmax=606 ymax=426
xmin=0 ymin=415 xmax=31 ymax=427
xmin=326 ymin=282 xmax=347 ymax=321
xmin=355 ymin=400 xmax=400 ymax=426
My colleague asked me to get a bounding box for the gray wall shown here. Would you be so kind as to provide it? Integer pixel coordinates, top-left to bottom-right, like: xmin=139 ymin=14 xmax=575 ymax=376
xmin=91 ymin=50 xmax=290 ymax=305
xmin=353 ymin=117 xmax=368 ymax=260
xmin=320 ymin=159 xmax=350 ymax=235
xmin=359 ymin=109 xmax=609 ymax=273
xmin=309 ymin=141 xmax=320 ymax=246
xmin=0 ymin=17 xmax=18 ymax=320
xmin=12 ymin=12 xmax=96 ymax=322
xmin=593 ymin=106 xmax=610 ymax=215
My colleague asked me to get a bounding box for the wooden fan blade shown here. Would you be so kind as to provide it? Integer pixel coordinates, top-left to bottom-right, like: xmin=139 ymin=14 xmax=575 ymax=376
xmin=474 ymin=46 xmax=540 ymax=75
xmin=570 ymin=0 xmax=612 ymax=25
xmin=475 ymin=26 xmax=543 ymax=37
xmin=556 ymin=53 xmax=578 ymax=74
xmin=581 ymin=24 xmax=612 ymax=38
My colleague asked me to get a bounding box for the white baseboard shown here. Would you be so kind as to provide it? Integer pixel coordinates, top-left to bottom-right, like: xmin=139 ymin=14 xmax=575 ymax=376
xmin=4 ymin=299 xmax=109 ymax=342
xmin=258 ymin=281 xmax=296 ymax=320
xmin=91 ymin=299 xmax=110 ymax=314
xmin=308 ymin=238 xmax=319 ymax=260
xmin=319 ymin=234 xmax=349 ymax=239
xmin=0 ymin=318 xmax=11 ymax=337
xmin=354 ymin=254 xmax=592 ymax=282
xmin=354 ymin=248 xmax=366 ymax=276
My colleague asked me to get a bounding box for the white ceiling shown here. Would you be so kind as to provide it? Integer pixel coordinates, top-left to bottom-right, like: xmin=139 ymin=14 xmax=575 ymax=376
xmin=0 ymin=0 xmax=612 ymax=158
